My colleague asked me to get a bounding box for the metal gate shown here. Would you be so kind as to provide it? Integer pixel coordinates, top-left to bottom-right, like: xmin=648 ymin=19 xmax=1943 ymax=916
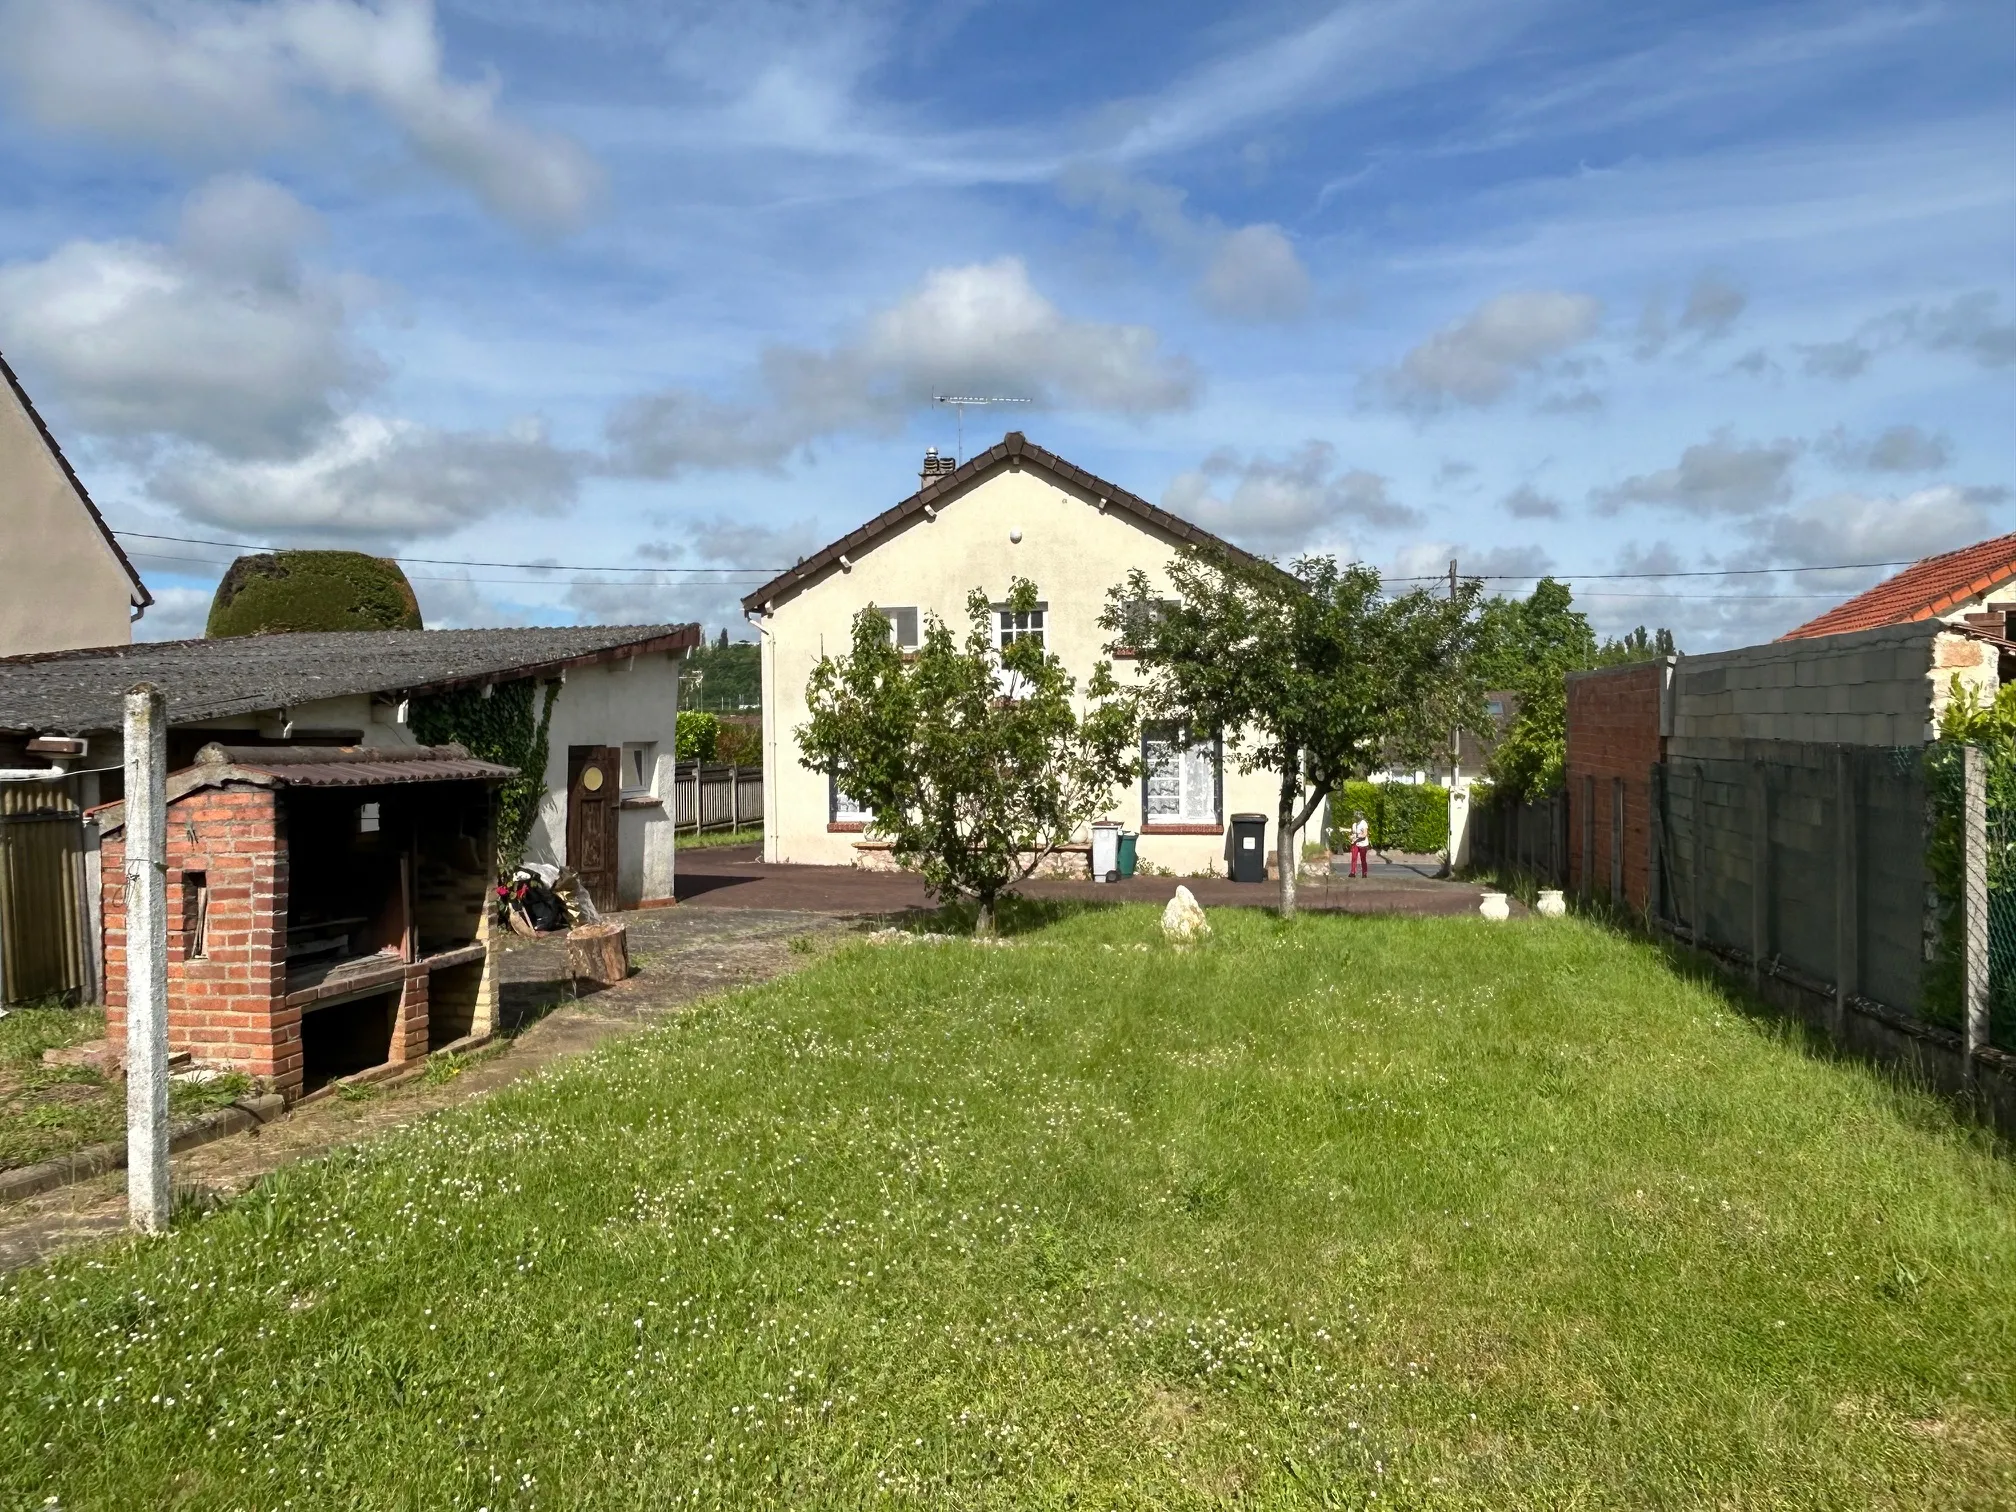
xmin=0 ymin=783 xmax=93 ymax=1005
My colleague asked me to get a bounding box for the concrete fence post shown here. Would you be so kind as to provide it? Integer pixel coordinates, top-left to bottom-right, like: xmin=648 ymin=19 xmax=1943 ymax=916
xmin=1690 ymin=764 xmax=1705 ymax=949
xmin=1648 ymin=763 xmax=1665 ymax=925
xmin=1749 ymin=762 xmax=1768 ymax=990
xmin=123 ymin=683 xmax=171 ymax=1233
xmin=1581 ymin=774 xmax=1595 ymax=901
xmin=1833 ymin=748 xmax=1858 ymax=1043
xmin=1611 ymin=776 xmax=1625 ymax=905
xmin=1963 ymin=744 xmax=1990 ymax=1080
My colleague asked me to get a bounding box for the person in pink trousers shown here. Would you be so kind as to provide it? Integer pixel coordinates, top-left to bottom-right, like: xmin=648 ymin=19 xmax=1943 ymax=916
xmin=1349 ymin=812 xmax=1371 ymax=878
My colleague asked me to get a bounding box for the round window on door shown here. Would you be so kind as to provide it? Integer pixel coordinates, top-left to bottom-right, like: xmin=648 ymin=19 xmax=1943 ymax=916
xmin=582 ymin=765 xmax=604 ymax=792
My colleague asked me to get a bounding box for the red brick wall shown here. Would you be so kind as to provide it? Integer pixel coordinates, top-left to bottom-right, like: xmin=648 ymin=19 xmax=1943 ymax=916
xmin=102 ymin=786 xmax=298 ymax=1092
xmin=1565 ymin=662 xmax=1666 ymax=910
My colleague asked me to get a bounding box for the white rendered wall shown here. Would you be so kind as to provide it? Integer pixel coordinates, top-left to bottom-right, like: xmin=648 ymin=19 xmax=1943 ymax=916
xmin=755 ymin=463 xmax=1290 ymax=875
xmin=524 ymin=653 xmax=683 ymax=905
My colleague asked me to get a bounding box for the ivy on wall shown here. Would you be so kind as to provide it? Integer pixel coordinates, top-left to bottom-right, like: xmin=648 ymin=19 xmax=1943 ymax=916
xmin=409 ymin=677 xmax=562 ymax=873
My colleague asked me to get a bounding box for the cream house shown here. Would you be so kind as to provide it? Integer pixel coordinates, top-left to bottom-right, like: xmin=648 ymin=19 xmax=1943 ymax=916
xmin=0 ymin=353 xmax=151 ymax=656
xmin=742 ymin=432 xmax=1305 ymax=876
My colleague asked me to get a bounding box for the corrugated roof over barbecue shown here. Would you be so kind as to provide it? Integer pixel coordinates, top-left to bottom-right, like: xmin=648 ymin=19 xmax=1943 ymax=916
xmin=0 ymin=624 xmax=698 ymax=736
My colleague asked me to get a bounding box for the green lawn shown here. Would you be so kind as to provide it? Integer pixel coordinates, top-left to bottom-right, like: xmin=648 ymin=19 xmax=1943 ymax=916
xmin=0 ymin=1005 xmax=250 ymax=1171
xmin=4 ymin=908 xmax=2012 ymax=1508
xmin=674 ymin=825 xmax=764 ymax=850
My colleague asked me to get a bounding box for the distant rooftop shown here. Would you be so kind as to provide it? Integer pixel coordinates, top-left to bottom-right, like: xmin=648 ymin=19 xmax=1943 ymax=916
xmin=0 ymin=625 xmax=699 ymax=735
xmin=1780 ymin=532 xmax=2016 ymax=641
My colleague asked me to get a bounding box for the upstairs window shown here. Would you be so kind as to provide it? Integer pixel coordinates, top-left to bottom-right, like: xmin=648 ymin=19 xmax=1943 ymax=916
xmin=997 ymin=605 xmax=1045 ymax=650
xmin=1116 ymin=598 xmax=1172 ymax=651
xmin=1143 ymin=724 xmax=1221 ymax=826
xmin=878 ymin=606 xmax=920 ymax=651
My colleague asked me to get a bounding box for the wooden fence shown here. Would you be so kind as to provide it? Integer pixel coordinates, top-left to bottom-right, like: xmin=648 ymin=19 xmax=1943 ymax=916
xmin=671 ymin=763 xmax=763 ymax=834
xmin=1467 ymin=787 xmax=1570 ymax=889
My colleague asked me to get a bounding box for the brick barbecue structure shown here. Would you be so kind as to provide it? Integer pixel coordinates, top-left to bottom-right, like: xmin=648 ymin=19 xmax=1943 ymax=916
xmin=97 ymin=743 xmax=512 ymax=1100
xmin=1564 ymin=659 xmax=1671 ymax=912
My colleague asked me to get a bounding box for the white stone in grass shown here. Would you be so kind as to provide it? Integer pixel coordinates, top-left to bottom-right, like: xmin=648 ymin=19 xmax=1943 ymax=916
xmin=1161 ymin=886 xmax=1211 ymax=944
xmin=1536 ymin=889 xmax=1567 ymax=918
xmin=1479 ymin=892 xmax=1511 ymax=921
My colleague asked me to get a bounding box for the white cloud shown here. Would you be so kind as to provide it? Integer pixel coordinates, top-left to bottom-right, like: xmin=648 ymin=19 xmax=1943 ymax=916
xmin=1817 ymin=423 xmax=1951 ymax=473
xmin=1164 ymin=442 xmax=1419 ymax=555
xmin=0 ymin=177 xmax=371 ymax=457
xmin=1378 ymin=290 xmax=1602 ymax=408
xmin=1635 ymin=272 xmax=1746 ymax=358
xmin=1593 ymin=431 xmax=1801 ymax=516
xmin=1748 ymin=484 xmax=2007 ymax=568
xmin=1388 ymin=539 xmax=1554 ymax=583
xmin=0 ymin=0 xmax=601 ymax=231
xmin=1797 ymin=289 xmax=2016 ymax=380
xmin=131 ymin=585 xmax=216 ymax=643
xmin=607 ymin=258 xmax=1197 ymax=476
xmin=148 ymin=413 xmax=581 ymax=539
xmin=1503 ymin=485 xmax=1562 ymax=519
xmin=1060 ymin=164 xmax=1311 ymax=323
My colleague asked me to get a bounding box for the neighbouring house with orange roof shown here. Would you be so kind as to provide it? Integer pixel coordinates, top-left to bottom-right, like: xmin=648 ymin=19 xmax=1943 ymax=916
xmin=1780 ymin=531 xmax=2016 ymax=654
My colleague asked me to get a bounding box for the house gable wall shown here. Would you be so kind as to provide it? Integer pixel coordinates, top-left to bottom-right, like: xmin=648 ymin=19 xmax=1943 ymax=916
xmin=0 ymin=375 xmax=139 ymax=656
xmin=757 ymin=463 xmax=1288 ymax=873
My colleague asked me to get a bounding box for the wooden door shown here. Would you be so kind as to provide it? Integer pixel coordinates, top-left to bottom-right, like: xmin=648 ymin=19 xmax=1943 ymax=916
xmin=566 ymin=745 xmax=621 ymax=913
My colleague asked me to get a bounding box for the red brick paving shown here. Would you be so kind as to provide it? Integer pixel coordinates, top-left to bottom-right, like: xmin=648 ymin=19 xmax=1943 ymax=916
xmin=675 ymin=846 xmax=1493 ymax=917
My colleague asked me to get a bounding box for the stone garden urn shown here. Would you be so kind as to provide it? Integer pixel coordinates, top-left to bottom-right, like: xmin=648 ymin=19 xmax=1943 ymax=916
xmin=1479 ymin=892 xmax=1511 ymax=921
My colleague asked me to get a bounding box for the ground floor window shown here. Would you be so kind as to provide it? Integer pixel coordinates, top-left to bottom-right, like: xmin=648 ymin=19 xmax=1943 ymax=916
xmin=1143 ymin=724 xmax=1220 ymax=826
xmin=830 ymin=775 xmax=874 ymax=827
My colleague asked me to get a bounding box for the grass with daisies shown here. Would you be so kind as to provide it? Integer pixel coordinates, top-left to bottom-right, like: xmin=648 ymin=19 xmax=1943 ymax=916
xmin=3 ymin=904 xmax=2012 ymax=1509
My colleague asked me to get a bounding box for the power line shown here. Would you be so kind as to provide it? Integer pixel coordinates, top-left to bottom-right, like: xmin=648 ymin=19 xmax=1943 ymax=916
xmin=113 ymin=527 xmax=1912 ymax=596
xmin=112 ymin=530 xmax=782 ymax=576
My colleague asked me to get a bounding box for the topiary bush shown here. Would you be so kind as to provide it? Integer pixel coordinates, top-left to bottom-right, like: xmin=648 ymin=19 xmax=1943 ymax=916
xmin=206 ymin=552 xmax=422 ymax=637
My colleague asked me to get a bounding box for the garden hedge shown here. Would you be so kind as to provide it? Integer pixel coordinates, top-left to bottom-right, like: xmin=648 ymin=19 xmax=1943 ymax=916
xmin=1332 ymin=780 xmax=1450 ymax=853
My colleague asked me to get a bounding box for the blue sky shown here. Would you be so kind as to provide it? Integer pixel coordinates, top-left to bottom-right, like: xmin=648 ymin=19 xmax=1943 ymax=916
xmin=1 ymin=0 xmax=2010 ymax=647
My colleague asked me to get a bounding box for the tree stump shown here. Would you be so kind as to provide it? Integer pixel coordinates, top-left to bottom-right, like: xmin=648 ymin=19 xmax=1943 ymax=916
xmin=567 ymin=920 xmax=630 ymax=988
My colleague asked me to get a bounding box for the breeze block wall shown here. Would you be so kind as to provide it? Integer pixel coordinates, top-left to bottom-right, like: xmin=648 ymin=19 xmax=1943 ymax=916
xmin=102 ymin=785 xmax=299 ymax=1092
xmin=1565 ymin=660 xmax=1669 ymax=911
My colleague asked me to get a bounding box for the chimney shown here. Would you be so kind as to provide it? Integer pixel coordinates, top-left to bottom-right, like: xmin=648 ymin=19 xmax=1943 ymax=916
xmin=920 ymin=446 xmax=957 ymax=487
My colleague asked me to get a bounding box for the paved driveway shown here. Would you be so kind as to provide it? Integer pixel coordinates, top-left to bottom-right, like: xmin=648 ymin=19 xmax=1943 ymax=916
xmin=676 ymin=845 xmax=1494 ymax=917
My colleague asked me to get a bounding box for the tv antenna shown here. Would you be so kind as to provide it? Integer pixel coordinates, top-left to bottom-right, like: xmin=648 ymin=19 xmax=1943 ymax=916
xmin=934 ymin=395 xmax=1031 ymax=463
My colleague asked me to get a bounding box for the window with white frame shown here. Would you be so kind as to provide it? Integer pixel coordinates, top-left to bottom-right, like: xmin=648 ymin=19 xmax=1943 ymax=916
xmin=996 ymin=604 xmax=1045 ymax=649
xmin=878 ymin=606 xmax=920 ymax=650
xmin=830 ymin=775 xmax=874 ymax=826
xmin=621 ymin=742 xmax=657 ymax=796
xmin=1142 ymin=724 xmax=1220 ymax=825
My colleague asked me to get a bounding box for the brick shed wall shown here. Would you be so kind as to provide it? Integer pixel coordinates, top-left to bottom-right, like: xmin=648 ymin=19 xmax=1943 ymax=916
xmin=1565 ymin=660 xmax=1668 ymax=911
xmin=101 ymin=785 xmax=299 ymax=1092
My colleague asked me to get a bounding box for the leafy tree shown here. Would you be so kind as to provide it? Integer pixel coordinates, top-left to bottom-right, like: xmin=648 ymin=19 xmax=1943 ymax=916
xmin=1105 ymin=551 xmax=1482 ymax=918
xmin=1474 ymin=580 xmax=1677 ymax=800
xmin=800 ymin=578 xmax=1139 ymax=935
xmin=676 ymin=711 xmax=720 ymax=762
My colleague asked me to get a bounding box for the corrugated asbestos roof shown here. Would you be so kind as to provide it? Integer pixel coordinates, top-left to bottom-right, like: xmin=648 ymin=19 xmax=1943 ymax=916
xmin=0 ymin=623 xmax=699 ymax=735
xmin=741 ymin=430 xmax=1283 ymax=614
xmin=92 ymin=743 xmax=513 ymax=834
xmin=1780 ymin=532 xmax=2016 ymax=640
xmin=198 ymin=743 xmax=516 ymax=787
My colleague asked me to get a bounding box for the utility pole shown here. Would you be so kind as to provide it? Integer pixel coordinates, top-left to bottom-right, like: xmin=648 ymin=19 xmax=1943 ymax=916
xmin=933 ymin=396 xmax=1031 ymax=463
xmin=124 ymin=683 xmax=171 ymax=1232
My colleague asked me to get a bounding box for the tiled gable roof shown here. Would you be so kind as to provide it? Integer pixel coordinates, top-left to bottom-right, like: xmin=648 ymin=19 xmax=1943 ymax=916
xmin=1779 ymin=532 xmax=2016 ymax=641
xmin=740 ymin=431 xmax=1281 ymax=613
